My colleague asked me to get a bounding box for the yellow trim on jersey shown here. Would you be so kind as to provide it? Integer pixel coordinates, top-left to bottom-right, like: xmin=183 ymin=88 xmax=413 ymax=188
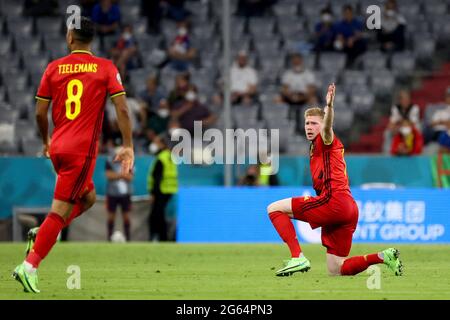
xmin=71 ymin=50 xmax=93 ymax=55
xmin=110 ymin=91 xmax=126 ymax=99
xmin=35 ymin=96 xmax=51 ymax=102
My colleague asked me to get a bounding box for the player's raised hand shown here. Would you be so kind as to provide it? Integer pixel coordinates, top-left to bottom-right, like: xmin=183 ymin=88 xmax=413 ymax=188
xmin=326 ymin=83 xmax=336 ymax=107
xmin=114 ymin=146 xmax=134 ymax=175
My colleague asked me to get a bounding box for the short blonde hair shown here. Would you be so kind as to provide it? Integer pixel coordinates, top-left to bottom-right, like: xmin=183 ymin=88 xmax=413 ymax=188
xmin=304 ymin=107 xmax=325 ymax=119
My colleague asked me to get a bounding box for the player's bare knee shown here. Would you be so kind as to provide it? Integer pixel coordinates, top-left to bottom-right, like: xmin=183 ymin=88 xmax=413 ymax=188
xmin=267 ymin=203 xmax=276 ymax=214
xmin=82 ymin=191 xmax=96 ymax=210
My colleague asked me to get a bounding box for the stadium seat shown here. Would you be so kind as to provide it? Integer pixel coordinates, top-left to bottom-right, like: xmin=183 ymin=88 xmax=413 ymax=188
xmin=0 ymin=1 xmax=23 ymax=17
xmin=333 ymin=109 xmax=354 ymax=131
xmin=44 ymin=35 xmax=69 ymax=59
xmin=301 ymin=1 xmax=329 ymax=17
xmin=262 ymin=103 xmax=290 ymax=121
xmin=413 ymin=34 xmax=436 ymax=57
xmin=277 ymin=16 xmax=305 ymax=39
xmin=350 ymin=91 xmax=375 ymax=114
xmin=36 ymin=17 xmax=64 ymax=36
xmin=286 ymin=134 xmax=309 ymax=155
xmin=332 ymin=92 xmax=348 ymax=110
xmin=121 ymin=4 xmax=141 ymax=23
xmin=0 ymin=36 xmax=11 ymax=56
xmin=319 ymin=52 xmax=346 ymax=72
xmin=6 ymin=17 xmax=33 ymax=37
xmin=431 ymin=15 xmax=450 ymax=39
xmin=391 ymin=52 xmax=416 ymax=74
xmin=14 ymin=119 xmax=37 ymax=141
xmin=21 ymin=137 xmax=42 ymax=156
xmin=14 ymin=36 xmax=42 ymax=55
xmin=341 ymin=70 xmax=368 ymax=87
xmin=358 ymin=51 xmax=387 ymax=70
xmin=370 ymin=70 xmax=395 ymax=95
xmin=23 ymin=53 xmax=50 ymax=74
xmin=423 ymin=2 xmax=449 ymax=17
xmin=273 ymin=1 xmax=298 ymax=16
xmin=5 ymin=74 xmax=29 ymax=92
xmin=249 ymin=17 xmax=275 ymax=35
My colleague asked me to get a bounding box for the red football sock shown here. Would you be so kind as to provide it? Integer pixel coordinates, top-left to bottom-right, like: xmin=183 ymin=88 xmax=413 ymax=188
xmin=269 ymin=211 xmax=301 ymax=258
xmin=26 ymin=212 xmax=65 ymax=268
xmin=340 ymin=253 xmax=383 ymax=275
xmin=64 ymin=202 xmax=84 ymax=227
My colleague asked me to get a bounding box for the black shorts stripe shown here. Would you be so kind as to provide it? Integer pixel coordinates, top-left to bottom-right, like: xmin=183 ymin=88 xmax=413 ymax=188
xmin=301 ymin=152 xmax=332 ymax=213
xmin=69 ymin=157 xmax=91 ymax=201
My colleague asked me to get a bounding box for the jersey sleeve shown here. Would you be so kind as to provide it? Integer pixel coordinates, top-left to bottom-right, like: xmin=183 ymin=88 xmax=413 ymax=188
xmin=36 ymin=64 xmax=53 ymax=102
xmin=107 ymin=62 xmax=126 ymax=99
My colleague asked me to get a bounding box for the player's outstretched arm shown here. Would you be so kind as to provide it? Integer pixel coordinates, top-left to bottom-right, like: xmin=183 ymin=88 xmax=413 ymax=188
xmin=321 ymin=83 xmax=335 ymax=145
xmin=111 ymin=94 xmax=134 ymax=175
xmin=35 ymin=99 xmax=51 ymax=157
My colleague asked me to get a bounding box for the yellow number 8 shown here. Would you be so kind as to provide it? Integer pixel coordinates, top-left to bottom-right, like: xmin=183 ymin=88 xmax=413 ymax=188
xmin=65 ymin=79 xmax=83 ymax=120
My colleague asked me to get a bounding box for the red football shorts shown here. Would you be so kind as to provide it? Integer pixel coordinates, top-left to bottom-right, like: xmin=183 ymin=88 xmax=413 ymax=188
xmin=291 ymin=191 xmax=359 ymax=257
xmin=50 ymin=153 xmax=96 ymax=203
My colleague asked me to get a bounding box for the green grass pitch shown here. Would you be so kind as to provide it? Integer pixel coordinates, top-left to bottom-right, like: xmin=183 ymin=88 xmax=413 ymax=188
xmin=1 ymin=243 xmax=449 ymax=300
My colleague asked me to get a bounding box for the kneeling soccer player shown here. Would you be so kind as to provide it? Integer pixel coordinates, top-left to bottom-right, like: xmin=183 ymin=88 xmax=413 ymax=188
xmin=268 ymin=84 xmax=403 ymax=277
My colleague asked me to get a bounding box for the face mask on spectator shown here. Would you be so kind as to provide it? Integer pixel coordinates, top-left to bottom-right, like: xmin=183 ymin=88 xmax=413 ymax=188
xmin=178 ymin=27 xmax=188 ymax=36
xmin=123 ymin=32 xmax=132 ymax=41
xmin=334 ymin=39 xmax=343 ymax=50
xmin=157 ymin=109 xmax=170 ymax=118
xmin=385 ymin=9 xmax=395 ymax=17
xmin=399 ymin=126 xmax=412 ymax=136
xmin=293 ymin=65 xmax=303 ymax=72
xmin=321 ymin=14 xmax=332 ymax=23
xmin=149 ymin=142 xmax=159 ymax=154
xmin=186 ymin=91 xmax=197 ymax=102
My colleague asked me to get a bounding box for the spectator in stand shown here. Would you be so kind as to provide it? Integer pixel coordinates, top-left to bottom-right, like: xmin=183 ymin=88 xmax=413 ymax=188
xmin=276 ymin=52 xmax=317 ymax=130
xmin=333 ymin=4 xmax=367 ymax=67
xmin=424 ymin=87 xmax=450 ymax=143
xmin=277 ymin=53 xmax=317 ymax=107
xmin=170 ymin=87 xmax=217 ymax=135
xmin=138 ymin=75 xmax=167 ymax=127
xmin=24 ymin=0 xmax=58 ymax=16
xmin=91 ymin=0 xmax=121 ymax=51
xmin=168 ymin=72 xmax=192 ymax=108
xmin=145 ymin=99 xmax=171 ymax=144
xmin=391 ymin=119 xmax=423 ymax=156
xmin=388 ymin=90 xmax=421 ymax=133
xmin=165 ymin=20 xmax=197 ymax=72
xmin=230 ymin=50 xmax=259 ymax=106
xmin=110 ymin=24 xmax=139 ymax=81
xmin=313 ymin=7 xmax=336 ymax=52
xmin=377 ymin=0 xmax=406 ymax=52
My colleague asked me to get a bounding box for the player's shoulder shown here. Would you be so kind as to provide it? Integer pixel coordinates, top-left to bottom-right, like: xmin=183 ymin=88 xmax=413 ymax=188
xmin=44 ymin=57 xmax=64 ymax=71
xmin=317 ymin=133 xmax=344 ymax=149
xmin=93 ymin=56 xmax=117 ymax=68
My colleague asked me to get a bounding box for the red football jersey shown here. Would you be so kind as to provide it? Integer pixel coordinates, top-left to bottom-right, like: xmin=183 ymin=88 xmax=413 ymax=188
xmin=309 ymin=134 xmax=351 ymax=196
xmin=36 ymin=50 xmax=125 ymax=158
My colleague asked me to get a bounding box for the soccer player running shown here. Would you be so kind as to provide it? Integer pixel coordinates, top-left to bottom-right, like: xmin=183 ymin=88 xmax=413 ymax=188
xmin=268 ymin=84 xmax=403 ymax=277
xmin=12 ymin=17 xmax=134 ymax=293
